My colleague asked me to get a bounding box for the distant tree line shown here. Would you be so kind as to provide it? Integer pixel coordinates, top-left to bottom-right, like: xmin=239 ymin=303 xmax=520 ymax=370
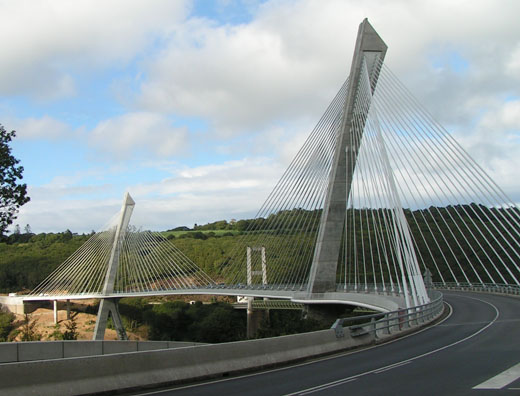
xmin=0 ymin=230 xmax=90 ymax=292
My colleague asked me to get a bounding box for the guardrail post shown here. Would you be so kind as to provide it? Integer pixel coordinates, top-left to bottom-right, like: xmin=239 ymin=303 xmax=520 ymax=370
xmin=332 ymin=319 xmax=344 ymax=338
xmin=398 ymin=309 xmax=406 ymax=330
xmin=371 ymin=317 xmax=378 ymax=339
xmin=384 ymin=313 xmax=391 ymax=335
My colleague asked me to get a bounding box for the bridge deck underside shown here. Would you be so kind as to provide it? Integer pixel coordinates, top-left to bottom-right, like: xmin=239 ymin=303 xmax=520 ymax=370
xmin=21 ymin=286 xmax=406 ymax=312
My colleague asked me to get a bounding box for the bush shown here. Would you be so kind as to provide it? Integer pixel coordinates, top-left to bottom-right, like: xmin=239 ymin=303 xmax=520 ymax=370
xmin=0 ymin=311 xmax=15 ymax=341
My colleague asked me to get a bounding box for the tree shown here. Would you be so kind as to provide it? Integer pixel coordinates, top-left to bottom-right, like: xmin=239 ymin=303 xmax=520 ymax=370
xmin=0 ymin=125 xmax=30 ymax=237
xmin=0 ymin=310 xmax=15 ymax=341
xmin=20 ymin=313 xmax=41 ymax=341
xmin=63 ymin=313 xmax=79 ymax=340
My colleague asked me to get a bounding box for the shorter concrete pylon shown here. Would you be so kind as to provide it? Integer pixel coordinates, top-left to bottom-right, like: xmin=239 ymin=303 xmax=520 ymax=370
xmin=93 ymin=192 xmax=135 ymax=340
xmin=93 ymin=298 xmax=127 ymax=340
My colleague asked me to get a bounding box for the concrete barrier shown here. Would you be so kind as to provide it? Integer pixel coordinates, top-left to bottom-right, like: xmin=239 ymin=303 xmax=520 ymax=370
xmin=0 ymin=343 xmax=17 ymax=363
xmin=0 ymin=340 xmax=203 ymax=364
xmin=0 ymin=329 xmax=374 ymax=396
xmin=18 ymin=341 xmax=63 ymax=362
xmin=64 ymin=341 xmax=103 ymax=358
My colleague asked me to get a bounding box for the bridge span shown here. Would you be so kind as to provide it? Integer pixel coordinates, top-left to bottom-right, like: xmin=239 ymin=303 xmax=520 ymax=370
xmin=21 ymin=286 xmax=406 ymax=312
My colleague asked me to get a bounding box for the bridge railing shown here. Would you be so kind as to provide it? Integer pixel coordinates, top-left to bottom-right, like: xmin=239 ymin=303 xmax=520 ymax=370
xmin=433 ymin=282 xmax=520 ymax=296
xmin=335 ymin=283 xmax=407 ymax=296
xmin=331 ymin=290 xmax=444 ymax=339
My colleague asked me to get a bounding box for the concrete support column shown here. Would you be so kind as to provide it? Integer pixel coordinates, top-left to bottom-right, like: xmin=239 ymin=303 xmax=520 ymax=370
xmin=66 ymin=299 xmax=71 ymax=320
xmin=53 ymin=300 xmax=58 ymax=324
xmin=247 ymin=307 xmax=266 ymax=339
xmin=245 ymin=246 xmax=268 ymax=338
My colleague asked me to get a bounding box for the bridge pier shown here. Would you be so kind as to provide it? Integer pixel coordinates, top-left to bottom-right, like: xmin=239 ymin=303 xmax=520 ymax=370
xmin=246 ymin=298 xmax=268 ymax=338
xmin=53 ymin=300 xmax=58 ymax=324
xmin=93 ymin=298 xmax=128 ymax=340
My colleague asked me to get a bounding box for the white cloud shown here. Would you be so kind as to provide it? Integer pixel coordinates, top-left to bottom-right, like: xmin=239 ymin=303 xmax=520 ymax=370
xmin=14 ymin=195 xmax=121 ymax=233
xmin=0 ymin=0 xmax=190 ymax=99
xmin=89 ymin=112 xmax=189 ymax=159
xmin=506 ymin=44 xmax=520 ymax=77
xmin=132 ymin=157 xmax=280 ymax=199
xmin=129 ymin=157 xmax=283 ymax=229
xmin=136 ymin=0 xmax=520 ymax=138
xmin=9 ymin=115 xmax=77 ymax=140
xmin=138 ymin=1 xmax=357 ymax=136
xmin=13 ymin=157 xmax=283 ymax=232
xmin=453 ymin=98 xmax=520 ymax=199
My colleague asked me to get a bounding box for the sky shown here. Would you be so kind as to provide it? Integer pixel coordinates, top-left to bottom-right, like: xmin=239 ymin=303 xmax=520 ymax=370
xmin=1 ymin=0 xmax=519 ymax=234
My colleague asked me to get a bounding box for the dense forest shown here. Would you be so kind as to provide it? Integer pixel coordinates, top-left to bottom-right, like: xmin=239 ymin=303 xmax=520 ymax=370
xmin=116 ymin=298 xmax=325 ymax=342
xmin=0 ymin=230 xmax=90 ymax=292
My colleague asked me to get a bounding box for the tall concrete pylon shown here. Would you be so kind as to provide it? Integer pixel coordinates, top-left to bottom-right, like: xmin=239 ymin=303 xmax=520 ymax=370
xmin=93 ymin=192 xmax=135 ymax=340
xmin=307 ymin=19 xmax=387 ymax=294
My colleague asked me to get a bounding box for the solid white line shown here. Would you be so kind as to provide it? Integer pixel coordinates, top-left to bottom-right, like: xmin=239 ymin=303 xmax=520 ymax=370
xmin=285 ymin=295 xmax=499 ymax=396
xmin=473 ymin=362 xmax=520 ymax=389
xmin=373 ymin=360 xmax=411 ymax=374
xmin=298 ymin=378 xmax=358 ymax=395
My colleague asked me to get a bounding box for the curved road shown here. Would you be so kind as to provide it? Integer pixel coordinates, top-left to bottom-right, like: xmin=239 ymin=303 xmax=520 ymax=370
xmin=133 ymin=292 xmax=520 ymax=395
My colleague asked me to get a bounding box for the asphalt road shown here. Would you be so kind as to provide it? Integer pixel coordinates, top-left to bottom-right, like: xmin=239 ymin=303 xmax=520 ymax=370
xmin=133 ymin=292 xmax=520 ymax=396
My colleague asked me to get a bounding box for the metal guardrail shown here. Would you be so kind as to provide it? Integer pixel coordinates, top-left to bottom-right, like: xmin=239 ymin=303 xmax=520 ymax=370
xmin=233 ymin=299 xmax=304 ymax=310
xmin=335 ymin=283 xmax=405 ymax=295
xmin=331 ymin=291 xmax=444 ymax=339
xmin=432 ymin=282 xmax=520 ymax=296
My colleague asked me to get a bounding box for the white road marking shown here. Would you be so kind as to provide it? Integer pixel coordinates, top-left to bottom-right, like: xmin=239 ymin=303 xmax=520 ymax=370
xmin=473 ymin=362 xmax=520 ymax=390
xmin=298 ymin=378 xmax=358 ymax=395
xmin=373 ymin=360 xmax=411 ymax=374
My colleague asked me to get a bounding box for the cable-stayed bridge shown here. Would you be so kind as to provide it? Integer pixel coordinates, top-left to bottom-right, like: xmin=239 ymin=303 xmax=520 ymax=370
xmin=20 ymin=19 xmax=520 ymax=342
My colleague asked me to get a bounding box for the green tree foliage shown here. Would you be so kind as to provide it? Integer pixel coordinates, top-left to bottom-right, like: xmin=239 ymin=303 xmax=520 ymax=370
xmin=63 ymin=313 xmax=79 ymax=340
xmin=20 ymin=313 xmax=41 ymax=341
xmin=0 ymin=231 xmax=90 ymax=292
xmin=117 ymin=298 xmax=332 ymax=342
xmin=0 ymin=125 xmax=30 ymax=238
xmin=0 ymin=310 xmax=15 ymax=341
xmin=119 ymin=299 xmax=246 ymax=342
xmin=256 ymin=310 xmax=325 ymax=338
